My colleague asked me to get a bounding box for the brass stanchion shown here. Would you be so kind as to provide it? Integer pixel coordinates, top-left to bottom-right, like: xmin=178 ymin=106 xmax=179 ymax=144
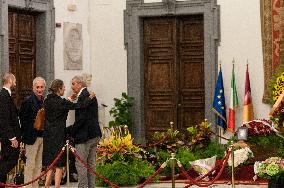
xmin=230 ymin=141 xmax=235 ymax=188
xmin=170 ymin=153 xmax=176 ymax=188
xmin=66 ymin=140 xmax=70 ymax=188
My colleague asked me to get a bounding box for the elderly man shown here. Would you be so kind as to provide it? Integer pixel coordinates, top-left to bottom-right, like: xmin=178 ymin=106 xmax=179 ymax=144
xmin=68 ymin=75 xmax=102 ymax=188
xmin=19 ymin=77 xmax=46 ymax=188
xmin=0 ymin=73 xmax=21 ymax=188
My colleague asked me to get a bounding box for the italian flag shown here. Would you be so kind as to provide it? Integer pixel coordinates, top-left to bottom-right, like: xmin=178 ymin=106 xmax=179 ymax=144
xmin=243 ymin=64 xmax=254 ymax=123
xmin=228 ymin=64 xmax=239 ymax=133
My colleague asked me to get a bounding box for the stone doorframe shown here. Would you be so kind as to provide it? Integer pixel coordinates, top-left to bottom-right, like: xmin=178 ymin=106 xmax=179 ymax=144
xmin=0 ymin=0 xmax=55 ymax=87
xmin=124 ymin=0 xmax=220 ymax=143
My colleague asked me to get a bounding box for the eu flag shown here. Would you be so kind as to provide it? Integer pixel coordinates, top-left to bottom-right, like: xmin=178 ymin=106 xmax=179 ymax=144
xmin=212 ymin=67 xmax=227 ymax=130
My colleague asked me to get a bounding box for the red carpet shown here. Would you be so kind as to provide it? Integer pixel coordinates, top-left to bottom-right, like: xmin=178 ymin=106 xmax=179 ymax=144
xmin=160 ymin=161 xmax=268 ymax=185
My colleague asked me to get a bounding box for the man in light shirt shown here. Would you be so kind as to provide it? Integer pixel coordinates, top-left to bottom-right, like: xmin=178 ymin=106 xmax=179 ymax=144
xmin=19 ymin=77 xmax=46 ymax=188
xmin=0 ymin=73 xmax=21 ymax=188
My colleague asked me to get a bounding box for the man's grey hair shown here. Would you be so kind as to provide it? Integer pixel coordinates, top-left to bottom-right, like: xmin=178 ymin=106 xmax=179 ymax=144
xmin=72 ymin=75 xmax=87 ymax=87
xmin=33 ymin=77 xmax=46 ymax=87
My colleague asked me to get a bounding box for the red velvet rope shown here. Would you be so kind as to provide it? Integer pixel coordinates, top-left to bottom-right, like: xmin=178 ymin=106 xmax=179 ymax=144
xmin=137 ymin=165 xmax=165 ymax=188
xmin=71 ymin=148 xmax=120 ymax=188
xmin=182 ymin=150 xmax=232 ymax=187
xmin=0 ymin=147 xmax=66 ymax=187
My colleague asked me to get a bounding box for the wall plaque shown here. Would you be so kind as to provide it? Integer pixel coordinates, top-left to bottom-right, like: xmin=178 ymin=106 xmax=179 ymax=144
xmin=64 ymin=22 xmax=83 ymax=70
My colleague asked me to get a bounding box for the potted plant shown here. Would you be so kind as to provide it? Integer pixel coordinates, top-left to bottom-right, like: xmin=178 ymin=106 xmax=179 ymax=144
xmin=254 ymin=157 xmax=284 ymax=188
xmin=186 ymin=119 xmax=212 ymax=151
xmin=96 ymin=131 xmax=156 ymax=186
xmin=109 ymin=92 xmax=134 ymax=132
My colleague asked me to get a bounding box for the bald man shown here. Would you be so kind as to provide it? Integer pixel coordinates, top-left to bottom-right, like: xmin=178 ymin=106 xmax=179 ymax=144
xmin=0 ymin=73 xmax=21 ymax=187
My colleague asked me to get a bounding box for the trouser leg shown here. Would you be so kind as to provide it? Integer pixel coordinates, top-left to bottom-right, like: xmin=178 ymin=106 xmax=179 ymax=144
xmin=0 ymin=140 xmax=19 ymax=188
xmin=87 ymin=137 xmax=100 ymax=188
xmin=75 ymin=143 xmax=88 ymax=188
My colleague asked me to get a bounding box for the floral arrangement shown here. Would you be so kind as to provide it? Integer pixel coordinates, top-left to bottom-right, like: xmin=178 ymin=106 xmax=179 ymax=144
xmin=272 ymin=72 xmax=284 ymax=102
xmin=187 ymin=119 xmax=212 ymax=149
xmin=151 ymin=128 xmax=184 ymax=152
xmin=96 ymin=127 xmax=157 ymax=186
xmin=241 ymin=119 xmax=275 ymax=137
xmin=189 ymin=156 xmax=217 ymax=181
xmin=227 ymin=147 xmax=254 ymax=167
xmin=97 ymin=132 xmax=140 ymax=162
xmin=254 ymin=157 xmax=284 ymax=180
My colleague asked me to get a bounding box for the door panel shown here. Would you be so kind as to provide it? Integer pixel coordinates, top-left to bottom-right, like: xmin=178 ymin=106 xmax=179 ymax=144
xmin=178 ymin=16 xmax=205 ymax=130
xmin=144 ymin=16 xmax=204 ymax=140
xmin=8 ymin=10 xmax=36 ymax=107
xmin=144 ymin=18 xmax=177 ymax=137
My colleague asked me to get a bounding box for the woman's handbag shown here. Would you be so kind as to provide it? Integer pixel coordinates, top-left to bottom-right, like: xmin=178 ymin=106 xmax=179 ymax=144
xmin=34 ymin=108 xmax=45 ymax=130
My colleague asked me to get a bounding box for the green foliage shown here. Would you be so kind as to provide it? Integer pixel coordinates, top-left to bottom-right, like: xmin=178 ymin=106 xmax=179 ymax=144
xmin=248 ymin=135 xmax=284 ymax=157
xmin=151 ymin=128 xmax=184 ymax=152
xmin=176 ymin=148 xmax=195 ymax=170
xmin=187 ymin=120 xmax=212 ymax=150
xmin=277 ymin=144 xmax=284 ymax=157
xmin=109 ymin=92 xmax=134 ymax=131
xmin=248 ymin=135 xmax=283 ymax=146
xmin=155 ymin=149 xmax=171 ymax=163
xmin=96 ymin=158 xmax=156 ymax=187
xmin=193 ymin=141 xmax=226 ymax=160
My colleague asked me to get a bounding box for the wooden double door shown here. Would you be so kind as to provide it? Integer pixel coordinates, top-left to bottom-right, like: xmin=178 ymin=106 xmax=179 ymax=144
xmin=8 ymin=10 xmax=36 ymax=107
xmin=144 ymin=16 xmax=205 ymax=139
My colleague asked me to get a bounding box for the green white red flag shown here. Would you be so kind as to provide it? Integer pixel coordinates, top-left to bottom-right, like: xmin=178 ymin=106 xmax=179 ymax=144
xmin=228 ymin=63 xmax=239 ymax=133
xmin=242 ymin=64 xmax=254 ymax=123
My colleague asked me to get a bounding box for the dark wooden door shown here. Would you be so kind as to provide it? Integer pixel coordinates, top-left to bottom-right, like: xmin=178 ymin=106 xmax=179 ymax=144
xmin=9 ymin=10 xmax=36 ymax=107
xmin=144 ymin=16 xmax=205 ymax=139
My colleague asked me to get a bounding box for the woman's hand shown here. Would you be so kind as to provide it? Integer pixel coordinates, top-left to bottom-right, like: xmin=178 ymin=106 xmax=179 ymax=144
xmin=68 ymin=93 xmax=78 ymax=101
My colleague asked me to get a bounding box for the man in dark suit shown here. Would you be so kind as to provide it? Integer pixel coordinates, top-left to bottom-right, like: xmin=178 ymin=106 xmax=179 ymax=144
xmin=19 ymin=77 xmax=45 ymax=188
xmin=68 ymin=75 xmax=102 ymax=188
xmin=0 ymin=73 xmax=21 ymax=188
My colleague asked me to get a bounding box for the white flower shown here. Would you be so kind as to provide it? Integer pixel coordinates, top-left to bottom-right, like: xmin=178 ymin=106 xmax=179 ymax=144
xmin=227 ymin=147 xmax=254 ymax=167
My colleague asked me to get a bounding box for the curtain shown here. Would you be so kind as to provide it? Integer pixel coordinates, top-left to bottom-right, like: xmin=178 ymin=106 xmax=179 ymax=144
xmin=261 ymin=0 xmax=284 ymax=103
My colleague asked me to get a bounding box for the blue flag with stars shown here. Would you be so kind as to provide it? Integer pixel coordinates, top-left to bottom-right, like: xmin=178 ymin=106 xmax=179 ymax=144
xmin=212 ymin=67 xmax=227 ymax=130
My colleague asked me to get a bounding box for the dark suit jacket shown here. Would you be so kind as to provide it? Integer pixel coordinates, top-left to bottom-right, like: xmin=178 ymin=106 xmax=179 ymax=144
xmin=0 ymin=88 xmax=21 ymax=140
xmin=19 ymin=94 xmax=43 ymax=145
xmin=70 ymin=88 xmax=102 ymax=144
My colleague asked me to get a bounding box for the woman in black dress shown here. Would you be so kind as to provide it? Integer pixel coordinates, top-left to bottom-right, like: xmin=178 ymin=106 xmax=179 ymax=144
xmin=42 ymin=79 xmax=93 ymax=188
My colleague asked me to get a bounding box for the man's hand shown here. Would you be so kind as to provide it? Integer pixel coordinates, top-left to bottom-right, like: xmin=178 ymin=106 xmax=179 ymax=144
xmin=10 ymin=139 xmax=19 ymax=148
xmin=89 ymin=91 xmax=96 ymax=99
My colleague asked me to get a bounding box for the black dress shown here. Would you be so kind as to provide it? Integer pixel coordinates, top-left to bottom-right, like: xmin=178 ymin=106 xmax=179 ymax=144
xmin=42 ymin=93 xmax=79 ymax=168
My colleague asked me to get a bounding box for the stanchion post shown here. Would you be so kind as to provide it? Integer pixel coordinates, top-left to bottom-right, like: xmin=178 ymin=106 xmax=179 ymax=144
xmin=230 ymin=141 xmax=235 ymax=188
xmin=170 ymin=153 xmax=176 ymax=188
xmin=66 ymin=140 xmax=70 ymax=188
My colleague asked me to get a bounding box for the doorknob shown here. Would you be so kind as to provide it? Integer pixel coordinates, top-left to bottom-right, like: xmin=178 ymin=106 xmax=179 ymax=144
xmin=178 ymin=103 xmax=182 ymax=107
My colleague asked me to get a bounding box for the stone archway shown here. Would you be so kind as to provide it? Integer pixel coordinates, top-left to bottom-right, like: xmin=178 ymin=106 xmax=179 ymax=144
xmin=124 ymin=0 xmax=220 ymax=143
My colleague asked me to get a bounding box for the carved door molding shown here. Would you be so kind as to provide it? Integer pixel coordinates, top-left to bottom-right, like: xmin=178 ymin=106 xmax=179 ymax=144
xmin=0 ymin=0 xmax=55 ymax=91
